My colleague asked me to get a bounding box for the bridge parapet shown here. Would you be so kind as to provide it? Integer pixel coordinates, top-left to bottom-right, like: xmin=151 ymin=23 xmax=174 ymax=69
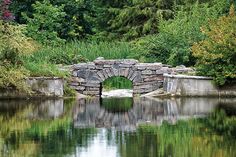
xmin=69 ymin=58 xmax=193 ymax=96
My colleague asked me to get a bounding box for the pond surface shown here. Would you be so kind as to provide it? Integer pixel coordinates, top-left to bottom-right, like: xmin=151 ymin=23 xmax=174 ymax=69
xmin=0 ymin=97 xmax=236 ymax=157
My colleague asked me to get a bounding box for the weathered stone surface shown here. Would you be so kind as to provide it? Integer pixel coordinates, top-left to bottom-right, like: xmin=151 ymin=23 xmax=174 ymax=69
xmin=73 ymin=63 xmax=87 ymax=69
xmin=84 ymin=83 xmax=100 ymax=87
xmin=71 ymin=86 xmax=85 ymax=91
xmin=141 ymin=70 xmax=153 ymax=75
xmin=163 ymin=74 xmax=236 ymax=97
xmin=122 ymin=59 xmax=138 ymax=65
xmin=97 ymin=71 xmax=105 ymax=81
xmin=69 ymin=58 xmax=195 ymax=96
xmin=102 ymin=69 xmax=109 ymax=79
xmin=77 ymin=69 xmax=88 ymax=79
xmin=87 ymin=62 xmax=96 ymax=69
xmin=72 ymin=71 xmax=78 ymax=77
xmin=83 ymin=91 xmax=100 ymax=95
xmin=86 ymin=87 xmax=100 ymax=91
xmin=0 ymin=77 xmax=64 ymax=98
xmin=112 ymin=68 xmax=119 ymax=76
xmin=143 ymin=76 xmax=163 ymax=82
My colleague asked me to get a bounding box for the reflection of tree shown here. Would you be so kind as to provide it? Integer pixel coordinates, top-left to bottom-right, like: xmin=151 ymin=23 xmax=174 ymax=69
xmin=0 ymin=105 xmax=35 ymax=157
xmin=117 ymin=120 xmax=236 ymax=157
xmin=0 ymin=99 xmax=98 ymax=157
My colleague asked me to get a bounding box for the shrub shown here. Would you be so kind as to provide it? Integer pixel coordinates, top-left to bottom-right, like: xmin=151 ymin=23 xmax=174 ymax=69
xmin=132 ymin=0 xmax=231 ymax=66
xmin=0 ymin=64 xmax=30 ymax=93
xmin=0 ymin=20 xmax=37 ymax=92
xmin=0 ymin=21 xmax=37 ymax=64
xmin=192 ymin=5 xmax=236 ymax=85
xmin=23 ymin=0 xmax=66 ymax=45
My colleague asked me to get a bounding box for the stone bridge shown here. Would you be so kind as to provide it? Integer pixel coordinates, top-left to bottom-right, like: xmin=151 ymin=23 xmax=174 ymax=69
xmin=69 ymin=58 xmax=192 ymax=96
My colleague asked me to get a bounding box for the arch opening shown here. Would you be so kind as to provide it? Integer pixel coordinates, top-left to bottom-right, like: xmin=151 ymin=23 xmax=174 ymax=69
xmin=101 ymin=76 xmax=133 ymax=97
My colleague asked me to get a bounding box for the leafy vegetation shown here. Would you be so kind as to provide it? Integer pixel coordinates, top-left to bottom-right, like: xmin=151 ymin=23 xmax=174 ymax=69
xmin=0 ymin=20 xmax=37 ymax=93
xmin=132 ymin=0 xmax=232 ymax=66
xmin=192 ymin=5 xmax=236 ymax=85
xmin=0 ymin=0 xmax=235 ymax=91
xmin=22 ymin=0 xmax=66 ymax=45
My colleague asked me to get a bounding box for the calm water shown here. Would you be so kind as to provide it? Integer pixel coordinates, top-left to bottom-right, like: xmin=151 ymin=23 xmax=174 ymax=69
xmin=0 ymin=97 xmax=236 ymax=157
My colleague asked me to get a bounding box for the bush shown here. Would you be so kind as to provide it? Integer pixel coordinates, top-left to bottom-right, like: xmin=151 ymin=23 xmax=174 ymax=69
xmin=0 ymin=20 xmax=37 ymax=92
xmin=0 ymin=64 xmax=30 ymax=93
xmin=192 ymin=5 xmax=236 ymax=85
xmin=23 ymin=0 xmax=66 ymax=45
xmin=132 ymin=0 xmax=231 ymax=66
xmin=0 ymin=21 xmax=37 ymax=64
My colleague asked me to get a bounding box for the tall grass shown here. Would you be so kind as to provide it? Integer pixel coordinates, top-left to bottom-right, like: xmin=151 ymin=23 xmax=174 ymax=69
xmin=24 ymin=40 xmax=138 ymax=65
xmin=22 ymin=40 xmax=139 ymax=89
xmin=102 ymin=76 xmax=133 ymax=90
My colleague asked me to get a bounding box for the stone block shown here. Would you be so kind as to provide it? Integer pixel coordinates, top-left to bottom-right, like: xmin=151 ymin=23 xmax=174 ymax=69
xmin=141 ymin=70 xmax=153 ymax=75
xmin=72 ymin=71 xmax=78 ymax=77
xmin=86 ymin=87 xmax=100 ymax=91
xmin=133 ymin=81 xmax=158 ymax=86
xmin=74 ymin=86 xmax=86 ymax=91
xmin=102 ymin=70 xmax=109 ymax=79
xmin=84 ymin=83 xmax=100 ymax=88
xmin=77 ymin=69 xmax=88 ymax=79
xmin=87 ymin=62 xmax=96 ymax=69
xmin=95 ymin=65 xmax=104 ymax=70
xmin=135 ymin=63 xmax=147 ymax=70
xmin=97 ymin=71 xmax=105 ymax=81
xmin=145 ymin=63 xmax=162 ymax=70
xmin=94 ymin=59 xmax=116 ymax=65
xmin=83 ymin=91 xmax=100 ymax=95
xmin=122 ymin=59 xmax=139 ymax=65
xmin=112 ymin=68 xmax=119 ymax=76
xmin=104 ymin=64 xmax=111 ymax=68
xmin=73 ymin=63 xmax=87 ymax=69
xmin=105 ymin=69 xmax=112 ymax=77
xmin=129 ymin=72 xmax=137 ymax=81
xmin=124 ymin=68 xmax=130 ymax=77
xmin=119 ymin=64 xmax=132 ymax=68
xmin=132 ymin=72 xmax=142 ymax=83
xmin=143 ymin=76 xmax=163 ymax=82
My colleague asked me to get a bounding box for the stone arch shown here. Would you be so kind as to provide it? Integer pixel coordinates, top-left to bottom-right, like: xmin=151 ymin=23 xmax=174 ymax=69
xmin=70 ymin=58 xmax=192 ymax=96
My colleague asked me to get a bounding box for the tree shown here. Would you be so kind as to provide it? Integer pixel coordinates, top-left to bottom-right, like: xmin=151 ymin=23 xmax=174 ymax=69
xmin=132 ymin=0 xmax=232 ymax=66
xmin=192 ymin=5 xmax=236 ymax=85
xmin=23 ymin=0 xmax=66 ymax=45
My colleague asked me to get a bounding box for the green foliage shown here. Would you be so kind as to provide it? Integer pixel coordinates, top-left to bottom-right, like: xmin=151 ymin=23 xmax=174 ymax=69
xmin=132 ymin=0 xmax=232 ymax=66
xmin=206 ymin=108 xmax=236 ymax=137
xmin=94 ymin=0 xmax=174 ymax=40
xmin=23 ymin=41 xmax=137 ymax=65
xmin=0 ymin=64 xmax=30 ymax=93
xmin=22 ymin=60 xmax=67 ymax=77
xmin=12 ymin=0 xmax=94 ymax=40
xmin=64 ymin=83 xmax=77 ymax=97
xmin=0 ymin=21 xmax=37 ymax=93
xmin=103 ymin=77 xmax=133 ymax=90
xmin=192 ymin=5 xmax=236 ymax=85
xmin=50 ymin=0 xmax=94 ymax=39
xmin=23 ymin=0 xmax=66 ymax=45
xmin=0 ymin=21 xmax=38 ymax=64
xmin=101 ymin=97 xmax=133 ymax=112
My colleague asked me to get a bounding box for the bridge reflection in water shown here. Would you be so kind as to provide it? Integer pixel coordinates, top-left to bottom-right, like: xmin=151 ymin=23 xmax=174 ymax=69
xmin=73 ymin=97 xmax=236 ymax=131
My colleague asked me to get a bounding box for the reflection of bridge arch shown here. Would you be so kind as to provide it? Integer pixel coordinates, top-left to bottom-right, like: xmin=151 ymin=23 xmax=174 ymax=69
xmin=73 ymin=97 xmax=220 ymax=131
xmin=70 ymin=58 xmax=191 ymax=96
